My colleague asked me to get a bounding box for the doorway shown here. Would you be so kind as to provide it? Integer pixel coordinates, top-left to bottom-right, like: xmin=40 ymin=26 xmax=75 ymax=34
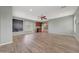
xmin=35 ymin=21 xmax=48 ymax=32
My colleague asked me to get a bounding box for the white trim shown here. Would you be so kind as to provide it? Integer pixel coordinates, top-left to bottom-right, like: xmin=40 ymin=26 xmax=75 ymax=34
xmin=48 ymin=32 xmax=74 ymax=36
xmin=13 ymin=31 xmax=35 ymax=36
xmin=0 ymin=41 xmax=13 ymax=46
xmin=73 ymin=15 xmax=76 ymax=33
xmin=73 ymin=33 xmax=79 ymax=42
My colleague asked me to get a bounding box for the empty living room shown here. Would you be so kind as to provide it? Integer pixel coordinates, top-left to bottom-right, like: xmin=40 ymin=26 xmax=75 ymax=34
xmin=0 ymin=6 xmax=79 ymax=53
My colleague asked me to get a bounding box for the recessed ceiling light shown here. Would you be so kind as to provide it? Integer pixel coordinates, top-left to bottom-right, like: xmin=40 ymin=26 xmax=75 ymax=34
xmin=29 ymin=9 xmax=32 ymax=12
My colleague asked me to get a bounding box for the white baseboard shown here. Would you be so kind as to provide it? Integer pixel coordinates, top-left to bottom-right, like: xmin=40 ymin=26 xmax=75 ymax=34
xmin=48 ymin=32 xmax=73 ymax=36
xmin=0 ymin=41 xmax=13 ymax=46
xmin=13 ymin=31 xmax=35 ymax=36
xmin=73 ymin=33 xmax=79 ymax=41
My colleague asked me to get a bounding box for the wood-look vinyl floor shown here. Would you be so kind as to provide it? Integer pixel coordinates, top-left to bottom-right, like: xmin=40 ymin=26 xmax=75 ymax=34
xmin=0 ymin=33 xmax=79 ymax=53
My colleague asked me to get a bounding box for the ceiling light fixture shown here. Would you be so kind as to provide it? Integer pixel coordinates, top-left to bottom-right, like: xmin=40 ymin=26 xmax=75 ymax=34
xmin=29 ymin=9 xmax=33 ymax=12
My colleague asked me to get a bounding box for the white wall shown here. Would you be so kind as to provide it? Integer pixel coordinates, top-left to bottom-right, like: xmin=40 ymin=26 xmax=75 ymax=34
xmin=48 ymin=15 xmax=74 ymax=35
xmin=76 ymin=14 xmax=79 ymax=35
xmin=0 ymin=6 xmax=12 ymax=44
xmin=23 ymin=20 xmax=35 ymax=32
xmin=74 ymin=8 xmax=79 ymax=36
xmin=13 ymin=17 xmax=35 ymax=36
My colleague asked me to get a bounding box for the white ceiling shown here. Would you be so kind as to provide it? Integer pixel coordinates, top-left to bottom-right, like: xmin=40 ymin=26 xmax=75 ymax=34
xmin=12 ymin=6 xmax=78 ymax=21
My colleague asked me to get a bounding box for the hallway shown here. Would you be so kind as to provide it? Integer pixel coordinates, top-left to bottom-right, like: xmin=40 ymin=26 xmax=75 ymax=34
xmin=0 ymin=33 xmax=79 ymax=53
